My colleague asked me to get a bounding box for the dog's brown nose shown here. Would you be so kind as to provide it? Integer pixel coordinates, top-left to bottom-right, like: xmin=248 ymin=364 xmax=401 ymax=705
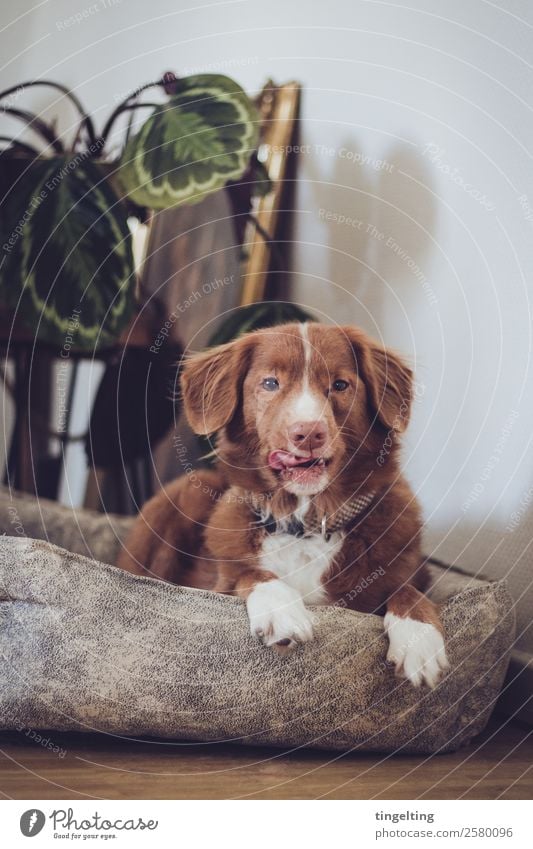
xmin=288 ymin=420 xmax=328 ymax=451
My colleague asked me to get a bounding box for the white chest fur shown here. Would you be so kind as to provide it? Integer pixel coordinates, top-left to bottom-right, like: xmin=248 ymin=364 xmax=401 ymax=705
xmin=258 ymin=531 xmax=343 ymax=604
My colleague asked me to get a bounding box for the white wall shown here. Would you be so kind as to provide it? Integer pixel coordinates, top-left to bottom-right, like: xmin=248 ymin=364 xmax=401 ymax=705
xmin=3 ymin=0 xmax=533 ymax=576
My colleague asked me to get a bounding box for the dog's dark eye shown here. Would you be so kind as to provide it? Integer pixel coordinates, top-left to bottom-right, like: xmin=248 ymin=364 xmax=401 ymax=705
xmin=332 ymin=379 xmax=349 ymax=392
xmin=262 ymin=377 xmax=280 ymax=391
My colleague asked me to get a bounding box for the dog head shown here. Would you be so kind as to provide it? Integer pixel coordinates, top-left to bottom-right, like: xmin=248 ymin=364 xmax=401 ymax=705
xmin=181 ymin=322 xmax=413 ymax=495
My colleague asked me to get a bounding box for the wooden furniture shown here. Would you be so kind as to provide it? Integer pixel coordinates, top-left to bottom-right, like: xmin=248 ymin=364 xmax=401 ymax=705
xmin=241 ymin=81 xmax=301 ymax=305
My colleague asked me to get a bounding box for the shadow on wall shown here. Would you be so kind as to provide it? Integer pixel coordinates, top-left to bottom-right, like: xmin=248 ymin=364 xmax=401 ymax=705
xmin=308 ymin=138 xmax=437 ymax=334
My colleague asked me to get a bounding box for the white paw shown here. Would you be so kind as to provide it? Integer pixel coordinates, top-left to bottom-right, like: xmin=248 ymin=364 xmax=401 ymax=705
xmin=384 ymin=612 xmax=450 ymax=688
xmin=247 ymin=579 xmax=314 ymax=652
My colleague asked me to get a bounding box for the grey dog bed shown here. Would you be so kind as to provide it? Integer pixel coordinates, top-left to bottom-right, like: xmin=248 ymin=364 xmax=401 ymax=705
xmin=0 ymin=490 xmax=515 ymax=753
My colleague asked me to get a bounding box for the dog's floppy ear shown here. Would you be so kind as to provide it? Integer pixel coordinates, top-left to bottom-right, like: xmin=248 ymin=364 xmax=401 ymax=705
xmin=180 ymin=336 xmax=251 ymax=435
xmin=343 ymin=327 xmax=413 ymax=432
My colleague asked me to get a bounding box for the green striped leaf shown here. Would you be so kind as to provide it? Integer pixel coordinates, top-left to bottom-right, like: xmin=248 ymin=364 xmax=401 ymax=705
xmin=118 ymin=74 xmax=259 ymax=209
xmin=0 ymin=156 xmax=135 ymax=350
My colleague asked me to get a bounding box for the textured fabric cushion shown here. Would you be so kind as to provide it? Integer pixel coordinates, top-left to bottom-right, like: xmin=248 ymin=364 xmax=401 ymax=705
xmin=0 ymin=520 xmax=515 ymax=753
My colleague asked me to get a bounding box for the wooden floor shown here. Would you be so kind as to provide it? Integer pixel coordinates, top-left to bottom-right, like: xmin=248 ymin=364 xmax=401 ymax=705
xmin=0 ymin=715 xmax=531 ymax=800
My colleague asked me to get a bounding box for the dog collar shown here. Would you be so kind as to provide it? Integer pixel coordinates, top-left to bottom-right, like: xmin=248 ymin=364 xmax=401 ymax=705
xmin=254 ymin=491 xmax=377 ymax=542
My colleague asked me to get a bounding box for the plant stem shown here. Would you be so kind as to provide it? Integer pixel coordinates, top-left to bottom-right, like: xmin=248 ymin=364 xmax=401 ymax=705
xmin=0 ymin=137 xmax=40 ymax=157
xmin=0 ymin=80 xmax=97 ymax=148
xmin=2 ymin=107 xmax=64 ymax=153
xmin=98 ymin=80 xmax=165 ymax=149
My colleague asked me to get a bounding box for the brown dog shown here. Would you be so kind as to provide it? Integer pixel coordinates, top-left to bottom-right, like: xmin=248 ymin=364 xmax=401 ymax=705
xmin=118 ymin=322 xmax=449 ymax=687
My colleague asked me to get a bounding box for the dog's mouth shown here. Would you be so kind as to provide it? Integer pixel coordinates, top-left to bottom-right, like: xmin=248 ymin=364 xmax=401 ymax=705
xmin=267 ymin=450 xmax=331 ymax=487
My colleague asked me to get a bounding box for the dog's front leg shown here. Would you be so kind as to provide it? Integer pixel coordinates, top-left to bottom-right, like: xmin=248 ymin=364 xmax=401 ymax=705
xmin=384 ymin=584 xmax=450 ymax=688
xmin=234 ymin=570 xmax=314 ymax=653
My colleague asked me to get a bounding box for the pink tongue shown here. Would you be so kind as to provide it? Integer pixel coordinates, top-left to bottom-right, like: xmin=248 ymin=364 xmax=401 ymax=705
xmin=268 ymin=450 xmax=312 ymax=470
